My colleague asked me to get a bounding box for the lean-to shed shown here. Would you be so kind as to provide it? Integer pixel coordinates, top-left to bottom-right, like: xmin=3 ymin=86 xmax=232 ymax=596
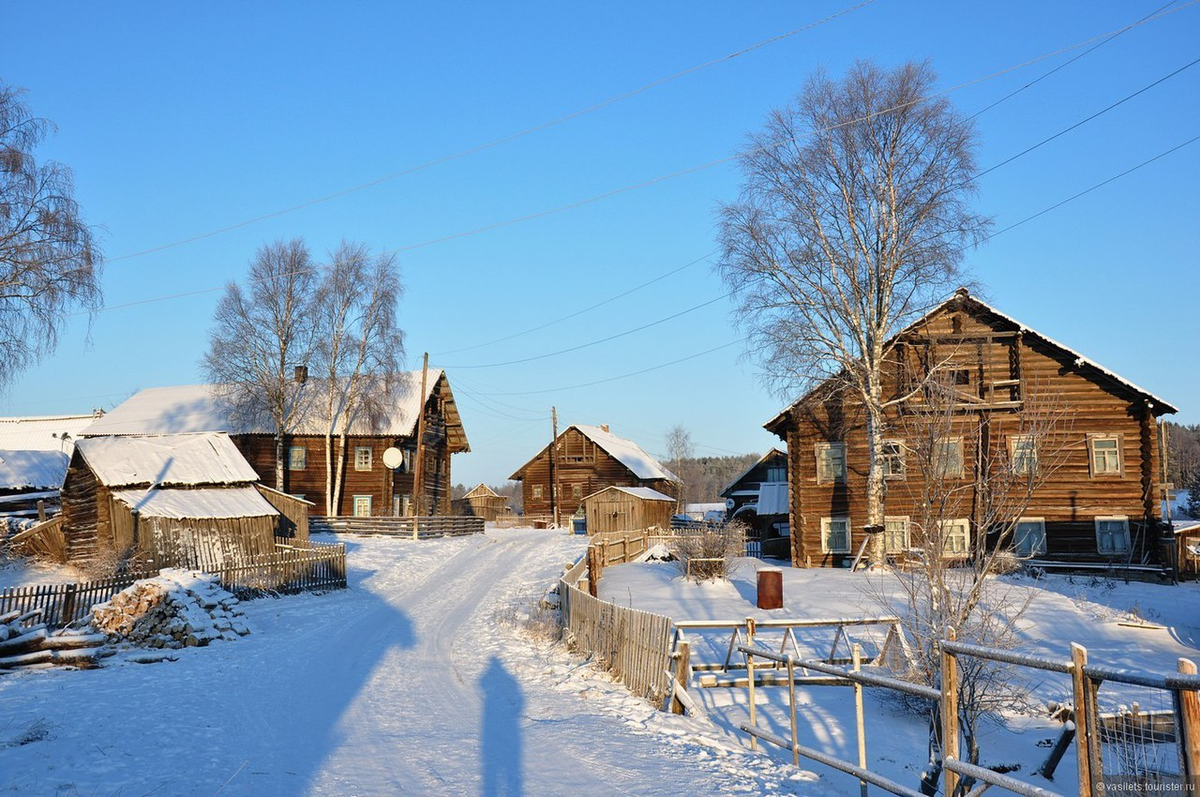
xmin=581 ymin=485 xmax=675 ymax=535
xmin=61 ymin=433 xmax=286 ymax=569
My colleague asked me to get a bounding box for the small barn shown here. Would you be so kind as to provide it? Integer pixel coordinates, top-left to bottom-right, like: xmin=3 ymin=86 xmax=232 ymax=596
xmin=0 ymin=449 xmax=69 ymax=520
xmin=582 ymin=485 xmax=675 ymax=535
xmin=61 ymin=433 xmax=288 ymax=570
xmin=461 ymin=483 xmax=508 ymax=521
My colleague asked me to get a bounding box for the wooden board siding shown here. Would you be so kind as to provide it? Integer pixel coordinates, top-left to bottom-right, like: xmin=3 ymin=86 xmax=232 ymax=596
xmin=108 ymin=499 xmax=278 ymax=570
xmin=583 ymin=489 xmax=674 ymax=534
xmin=516 ymin=427 xmax=676 ymax=518
xmin=777 ymin=302 xmax=1169 ymax=568
xmin=255 ymin=484 xmax=311 ymax=544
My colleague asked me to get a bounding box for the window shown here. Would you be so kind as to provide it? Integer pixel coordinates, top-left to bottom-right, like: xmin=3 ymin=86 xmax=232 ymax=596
xmin=532 ymin=484 xmax=543 ymax=500
xmin=352 ymin=495 xmax=372 ymax=517
xmin=1095 ymin=517 xmax=1130 ymax=555
xmin=884 ymin=516 xmax=909 ymax=553
xmin=766 ymin=465 xmax=787 ymax=483
xmin=939 ymin=519 xmax=971 ymax=557
xmin=815 ymin=443 xmax=847 ymax=483
xmin=288 ymin=446 xmax=307 ymax=471
xmin=1089 ymin=435 xmax=1122 ymax=476
xmin=1013 ymin=518 xmax=1046 ymax=557
xmin=882 ymin=440 xmax=906 ymax=480
xmin=354 ymin=446 xmax=372 ymax=471
xmin=1010 ymin=435 xmax=1037 ymax=475
xmin=571 ymin=484 xmax=582 ymax=499
xmin=951 ymin=368 xmax=971 ymax=386
xmin=821 ymin=516 xmax=851 ymax=554
xmin=933 ymin=438 xmax=965 ymax=479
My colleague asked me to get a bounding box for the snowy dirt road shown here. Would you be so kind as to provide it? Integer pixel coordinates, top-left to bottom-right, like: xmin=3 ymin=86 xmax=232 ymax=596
xmin=0 ymin=529 xmax=805 ymax=796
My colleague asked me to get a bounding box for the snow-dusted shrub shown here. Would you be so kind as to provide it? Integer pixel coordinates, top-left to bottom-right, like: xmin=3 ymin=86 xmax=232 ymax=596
xmin=670 ymin=521 xmax=746 ymax=582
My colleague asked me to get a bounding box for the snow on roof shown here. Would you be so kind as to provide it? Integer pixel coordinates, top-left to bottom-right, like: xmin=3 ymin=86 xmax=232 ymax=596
xmin=111 ymin=486 xmax=279 ymax=520
xmin=719 ymin=449 xmax=787 ymax=498
xmin=586 ymin=485 xmax=676 ymax=502
xmin=82 ymin=370 xmax=448 ymax=438
xmin=0 ymin=450 xmax=69 ymax=490
xmin=75 ymin=433 xmax=261 ymax=488
xmin=0 ymin=414 xmax=98 ymax=454
xmin=464 ymin=483 xmax=499 ymax=499
xmin=573 ymin=425 xmax=679 ymax=482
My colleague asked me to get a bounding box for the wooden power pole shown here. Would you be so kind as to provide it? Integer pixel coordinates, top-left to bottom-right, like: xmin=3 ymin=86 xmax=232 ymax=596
xmin=549 ymin=406 xmax=559 ymax=528
xmin=412 ymin=352 xmax=430 ymax=521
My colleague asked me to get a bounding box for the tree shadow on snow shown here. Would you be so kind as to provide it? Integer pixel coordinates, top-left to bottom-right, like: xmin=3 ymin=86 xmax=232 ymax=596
xmin=479 ymin=655 xmax=524 ymax=797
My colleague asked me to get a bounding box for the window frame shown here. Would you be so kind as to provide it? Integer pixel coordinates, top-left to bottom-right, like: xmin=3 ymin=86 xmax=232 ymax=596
xmin=938 ymin=518 xmax=971 ymax=558
xmin=883 ymin=515 xmax=910 ymax=554
xmin=1009 ymin=434 xmax=1038 ymax=475
xmin=352 ymin=494 xmax=372 ymax=518
xmin=1012 ymin=517 xmax=1047 ymax=558
xmin=881 ymin=439 xmax=906 ymax=481
xmin=820 ymin=516 xmax=852 ymax=554
xmin=765 ymin=465 xmax=787 ymax=483
xmin=354 ymin=446 xmax=373 ymax=472
xmin=814 ymin=442 xmax=847 ymax=484
xmin=932 ymin=437 xmax=966 ymax=479
xmin=531 ymin=484 xmax=543 ymax=500
xmin=288 ymin=445 xmax=307 ymax=471
xmin=1095 ymin=516 xmax=1131 ymax=556
xmin=571 ymin=483 xmax=583 ymax=500
xmin=1087 ymin=434 xmax=1123 ymax=478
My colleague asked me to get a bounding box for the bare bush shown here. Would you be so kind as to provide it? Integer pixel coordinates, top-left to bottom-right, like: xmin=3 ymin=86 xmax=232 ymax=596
xmin=670 ymin=521 xmax=747 ymax=582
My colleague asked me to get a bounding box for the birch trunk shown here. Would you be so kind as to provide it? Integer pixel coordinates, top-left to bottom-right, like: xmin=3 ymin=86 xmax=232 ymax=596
xmin=324 ymin=432 xmax=334 ymax=516
xmin=864 ymin=380 xmax=887 ymax=568
xmin=274 ymin=433 xmax=285 ymax=491
xmin=332 ymin=434 xmax=348 ymax=516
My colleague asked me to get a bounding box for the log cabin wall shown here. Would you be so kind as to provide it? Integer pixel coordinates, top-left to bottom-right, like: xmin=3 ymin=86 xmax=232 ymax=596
xmin=60 ymin=451 xmax=100 ymax=564
xmin=777 ymin=302 xmax=1170 ymax=568
xmin=518 ymin=427 xmax=677 ymax=518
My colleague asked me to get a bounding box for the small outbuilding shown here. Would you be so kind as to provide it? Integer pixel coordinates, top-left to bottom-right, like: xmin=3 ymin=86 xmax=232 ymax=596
xmin=461 ymin=483 xmax=508 ymax=521
xmin=61 ymin=433 xmax=288 ymax=570
xmin=581 ymin=485 xmax=675 ymax=535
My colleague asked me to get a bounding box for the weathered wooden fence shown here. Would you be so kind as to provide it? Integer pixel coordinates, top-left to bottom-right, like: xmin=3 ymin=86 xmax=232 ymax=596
xmin=0 ymin=572 xmax=147 ymax=628
xmin=310 ymin=515 xmax=484 ymax=538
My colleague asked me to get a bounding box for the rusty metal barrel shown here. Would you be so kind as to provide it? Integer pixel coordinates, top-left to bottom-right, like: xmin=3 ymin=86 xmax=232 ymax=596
xmin=757 ymin=567 xmax=783 ymax=610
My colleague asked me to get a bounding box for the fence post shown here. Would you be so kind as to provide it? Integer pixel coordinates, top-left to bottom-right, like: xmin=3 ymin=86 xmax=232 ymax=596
xmin=671 ymin=640 xmax=690 ymax=715
xmin=1180 ymin=657 xmax=1200 ymax=795
xmin=941 ymin=627 xmax=959 ymax=797
xmin=747 ymin=647 xmax=757 ymax=751
xmin=853 ymin=642 xmax=868 ymax=797
xmin=787 ymin=654 xmax=799 ymax=766
xmin=587 ymin=546 xmax=600 ymax=598
xmin=62 ymin=583 xmax=78 ymax=626
xmin=1069 ymin=643 xmax=1093 ymax=797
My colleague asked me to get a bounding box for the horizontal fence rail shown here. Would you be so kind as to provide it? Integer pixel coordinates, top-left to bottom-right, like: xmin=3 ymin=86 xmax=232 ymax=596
xmin=310 ymin=515 xmax=484 ymax=538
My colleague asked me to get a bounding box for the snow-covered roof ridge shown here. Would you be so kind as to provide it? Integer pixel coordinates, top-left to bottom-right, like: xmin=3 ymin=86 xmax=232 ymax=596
xmin=0 ymin=414 xmax=98 ymax=454
xmin=82 ymin=370 xmax=449 ymax=438
xmin=0 ymin=449 xmax=70 ymax=490
xmin=572 ymin=424 xmax=679 ymax=483
xmin=719 ymin=448 xmax=787 ymax=498
xmin=110 ymin=486 xmax=279 ymax=520
xmin=584 ymin=485 xmax=675 ymax=502
xmin=75 ymin=433 xmax=261 ymax=488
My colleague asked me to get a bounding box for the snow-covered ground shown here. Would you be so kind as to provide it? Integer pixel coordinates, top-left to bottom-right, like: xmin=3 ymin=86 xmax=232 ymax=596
xmin=0 ymin=529 xmax=816 ymax=796
xmin=0 ymin=555 xmax=82 ymax=591
xmin=601 ymin=558 xmax=1200 ymax=795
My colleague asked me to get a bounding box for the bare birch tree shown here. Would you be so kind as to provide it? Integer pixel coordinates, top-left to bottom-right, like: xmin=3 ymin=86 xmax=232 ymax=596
xmin=664 ymin=424 xmax=694 ymax=510
xmin=0 ymin=82 xmax=102 ymax=388
xmin=312 ymin=241 xmax=403 ymax=515
xmin=203 ymin=239 xmax=318 ymax=489
xmin=718 ymin=61 xmax=989 ymax=567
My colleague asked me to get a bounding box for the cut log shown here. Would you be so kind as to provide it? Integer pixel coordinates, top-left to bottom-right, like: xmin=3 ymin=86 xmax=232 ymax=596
xmin=42 ymin=633 xmax=108 ymax=651
xmin=0 ymin=628 xmax=48 ymax=655
xmin=0 ymin=609 xmax=21 ymax=624
xmin=0 ymin=649 xmax=52 ymax=668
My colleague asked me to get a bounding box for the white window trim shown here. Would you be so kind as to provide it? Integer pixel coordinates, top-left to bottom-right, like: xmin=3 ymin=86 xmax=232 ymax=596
xmin=814 ymin=442 xmax=847 ymax=484
xmin=820 ymin=516 xmax=852 ymax=554
xmin=1095 ymin=516 xmax=1131 ymax=555
xmin=1087 ymin=434 xmax=1123 ymax=478
xmin=1013 ymin=517 xmax=1047 ymax=558
xmin=288 ymin=445 xmax=307 ymax=471
xmin=933 ymin=437 xmax=965 ymax=479
xmin=532 ymin=484 xmax=543 ymax=500
xmin=938 ymin=518 xmax=971 ymax=558
xmin=882 ymin=439 xmax=906 ymax=481
xmin=884 ymin=515 xmax=910 ymax=553
xmin=1009 ymin=434 xmax=1038 ymax=475
xmin=354 ymin=446 xmax=373 ymax=472
xmin=352 ymin=494 xmax=372 ymax=518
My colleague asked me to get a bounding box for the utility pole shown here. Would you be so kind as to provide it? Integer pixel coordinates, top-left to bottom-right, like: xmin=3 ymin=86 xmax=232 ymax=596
xmin=412 ymin=352 xmax=430 ymax=527
xmin=549 ymin=406 xmax=559 ymax=528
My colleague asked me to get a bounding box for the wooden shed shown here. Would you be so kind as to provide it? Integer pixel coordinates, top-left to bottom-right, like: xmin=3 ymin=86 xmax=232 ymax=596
xmin=582 ymin=485 xmax=675 ymax=535
xmin=61 ymin=433 xmax=284 ymax=570
xmin=461 ymin=483 xmax=508 ymax=521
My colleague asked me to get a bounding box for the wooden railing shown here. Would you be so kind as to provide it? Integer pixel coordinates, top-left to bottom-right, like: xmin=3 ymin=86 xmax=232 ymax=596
xmin=310 ymin=515 xmax=485 ymax=538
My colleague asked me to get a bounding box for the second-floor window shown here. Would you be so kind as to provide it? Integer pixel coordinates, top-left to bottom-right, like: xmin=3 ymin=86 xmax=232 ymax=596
xmin=882 ymin=440 xmax=906 ymax=479
xmin=1089 ymin=435 xmax=1122 ymax=476
xmin=355 ymin=447 xmax=372 ymax=471
xmin=766 ymin=465 xmax=787 ymax=483
xmin=933 ymin=438 xmax=965 ymax=479
xmin=532 ymin=485 xmax=543 ymax=500
xmin=288 ymin=446 xmax=306 ymax=471
xmin=1010 ymin=435 xmax=1037 ymax=475
xmin=571 ymin=484 xmax=583 ymax=499
xmin=815 ymin=443 xmax=847 ymax=483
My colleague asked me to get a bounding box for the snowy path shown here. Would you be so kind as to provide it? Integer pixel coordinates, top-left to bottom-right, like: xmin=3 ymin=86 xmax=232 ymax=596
xmin=0 ymin=529 xmax=803 ymax=796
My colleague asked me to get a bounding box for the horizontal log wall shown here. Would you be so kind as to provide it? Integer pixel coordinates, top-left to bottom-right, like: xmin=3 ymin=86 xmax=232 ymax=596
xmin=310 ymin=515 xmax=484 ymax=538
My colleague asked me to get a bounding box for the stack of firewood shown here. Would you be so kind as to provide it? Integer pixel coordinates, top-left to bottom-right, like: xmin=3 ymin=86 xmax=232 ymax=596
xmin=0 ymin=608 xmax=109 ymax=671
xmin=91 ymin=569 xmax=250 ymax=649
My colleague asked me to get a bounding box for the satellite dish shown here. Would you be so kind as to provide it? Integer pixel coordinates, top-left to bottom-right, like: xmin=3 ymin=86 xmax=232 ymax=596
xmin=383 ymin=447 xmax=405 ymax=470
xmin=725 ymin=498 xmax=735 ymax=510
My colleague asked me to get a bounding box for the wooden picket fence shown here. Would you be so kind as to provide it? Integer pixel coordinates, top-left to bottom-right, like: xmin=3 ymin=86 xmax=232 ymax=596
xmin=0 ymin=572 xmax=148 ymax=628
xmin=310 ymin=515 xmax=484 ymax=538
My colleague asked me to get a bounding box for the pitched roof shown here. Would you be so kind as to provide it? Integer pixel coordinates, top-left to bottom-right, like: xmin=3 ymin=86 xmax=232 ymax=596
xmin=74 ymin=433 xmax=261 ymax=488
xmin=719 ymin=449 xmax=788 ymax=498
xmin=509 ymin=424 xmax=678 ymax=483
xmin=0 ymin=450 xmax=69 ymax=491
xmin=81 ymin=370 xmax=469 ymax=451
xmin=0 ymin=414 xmax=98 ymax=454
xmin=765 ymin=290 xmax=1178 ymax=435
xmin=583 ymin=485 xmax=676 ymax=503
xmin=464 ymin=483 xmax=499 ymax=499
xmin=111 ymin=486 xmax=279 ymax=520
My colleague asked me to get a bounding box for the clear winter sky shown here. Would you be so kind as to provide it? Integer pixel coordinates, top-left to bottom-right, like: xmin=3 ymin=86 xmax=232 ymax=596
xmin=1 ymin=1 xmax=1197 ymax=487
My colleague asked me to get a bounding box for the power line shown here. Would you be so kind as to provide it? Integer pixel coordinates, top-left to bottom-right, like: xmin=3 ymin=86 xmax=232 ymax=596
xmin=102 ymin=1 xmax=878 ymax=265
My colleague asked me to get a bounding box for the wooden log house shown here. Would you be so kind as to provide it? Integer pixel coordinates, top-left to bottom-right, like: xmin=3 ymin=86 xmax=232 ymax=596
xmin=510 ymin=424 xmax=678 ymax=521
xmin=82 ymin=370 xmax=469 ymax=517
xmin=720 ymin=448 xmax=790 ymax=540
xmin=764 ymin=290 xmax=1179 ymax=569
xmin=582 ymin=485 xmax=675 ymax=535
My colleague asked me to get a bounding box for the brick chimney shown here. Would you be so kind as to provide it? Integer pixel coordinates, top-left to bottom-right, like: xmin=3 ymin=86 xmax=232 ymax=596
xmin=600 ymin=424 xmax=610 ymax=433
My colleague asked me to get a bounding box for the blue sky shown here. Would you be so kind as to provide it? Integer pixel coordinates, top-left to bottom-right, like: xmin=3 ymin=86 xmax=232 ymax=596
xmin=2 ymin=1 xmax=1197 ymax=486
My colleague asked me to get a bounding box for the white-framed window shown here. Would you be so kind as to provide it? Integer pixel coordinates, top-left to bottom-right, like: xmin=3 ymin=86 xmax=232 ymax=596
xmin=1088 ymin=435 xmax=1122 ymax=476
xmin=933 ymin=438 xmax=965 ymax=479
xmin=354 ymin=446 xmax=373 ymax=471
xmin=1013 ymin=518 xmax=1046 ymax=557
xmin=820 ymin=516 xmax=851 ymax=554
xmin=884 ymin=516 xmax=910 ymax=553
xmin=571 ymin=484 xmax=583 ymax=499
xmin=939 ymin=519 xmax=971 ymax=557
xmin=288 ymin=445 xmax=307 ymax=470
xmin=882 ymin=440 xmax=906 ymax=480
xmin=1095 ymin=516 xmax=1130 ymax=555
xmin=815 ymin=443 xmax=847 ymax=483
xmin=532 ymin=484 xmax=543 ymax=500
xmin=352 ymin=495 xmax=372 ymax=517
xmin=1009 ymin=435 xmax=1037 ymax=475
